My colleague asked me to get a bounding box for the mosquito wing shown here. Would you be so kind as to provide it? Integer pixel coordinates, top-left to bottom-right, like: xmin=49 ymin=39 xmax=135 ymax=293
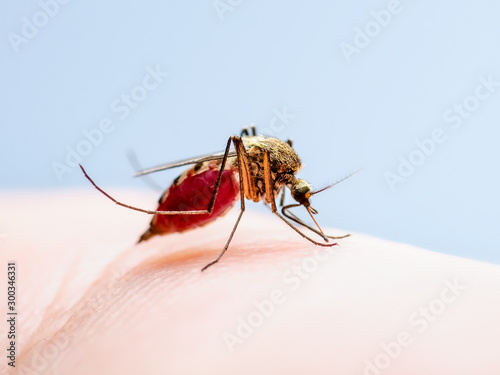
xmin=133 ymin=150 xmax=238 ymax=177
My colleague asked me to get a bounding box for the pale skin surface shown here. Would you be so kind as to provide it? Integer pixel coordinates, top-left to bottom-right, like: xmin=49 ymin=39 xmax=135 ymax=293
xmin=1 ymin=191 xmax=499 ymax=375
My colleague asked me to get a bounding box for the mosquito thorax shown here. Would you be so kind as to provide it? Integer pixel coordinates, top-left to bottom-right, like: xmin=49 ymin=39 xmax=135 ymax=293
xmin=242 ymin=135 xmax=302 ymax=175
xmin=241 ymin=135 xmax=302 ymax=201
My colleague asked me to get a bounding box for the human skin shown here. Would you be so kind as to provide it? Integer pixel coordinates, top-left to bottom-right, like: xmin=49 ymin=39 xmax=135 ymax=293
xmin=1 ymin=190 xmax=499 ymax=375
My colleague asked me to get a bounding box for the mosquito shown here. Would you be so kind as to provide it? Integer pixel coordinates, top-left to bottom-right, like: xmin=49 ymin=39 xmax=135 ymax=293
xmin=79 ymin=125 xmax=356 ymax=271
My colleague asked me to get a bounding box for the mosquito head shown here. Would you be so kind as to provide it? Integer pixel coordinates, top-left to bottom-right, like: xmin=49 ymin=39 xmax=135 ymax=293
xmin=289 ymin=179 xmax=322 ymax=214
xmin=290 ymin=178 xmax=312 ymax=206
xmin=290 ymin=169 xmax=361 ymax=235
xmin=290 ymin=178 xmax=323 ymax=233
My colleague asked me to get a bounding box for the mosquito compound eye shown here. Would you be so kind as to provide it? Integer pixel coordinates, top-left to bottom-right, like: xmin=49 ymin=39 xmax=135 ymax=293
xmin=291 ymin=179 xmax=312 ymax=205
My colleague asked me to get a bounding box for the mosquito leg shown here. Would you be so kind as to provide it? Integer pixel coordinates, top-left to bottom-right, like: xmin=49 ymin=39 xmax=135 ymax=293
xmin=282 ymin=204 xmax=329 ymax=241
xmin=201 ymin=209 xmax=244 ymax=271
xmin=240 ymin=124 xmax=256 ymax=137
xmin=263 ymin=149 xmax=277 ymax=213
xmin=205 ymin=136 xmax=234 ymax=213
xmin=80 ymin=136 xmax=235 ymax=217
xmin=325 ymin=233 xmax=350 ymax=239
xmin=80 ymin=165 xmax=209 ymax=215
xmin=234 ymin=135 xmax=256 ymax=201
xmin=279 ymin=188 xmax=286 ymax=207
xmin=282 ymin=205 xmax=350 ymax=240
xmin=273 ymin=210 xmax=338 ymax=248
xmin=202 ymin=136 xmax=247 ymax=271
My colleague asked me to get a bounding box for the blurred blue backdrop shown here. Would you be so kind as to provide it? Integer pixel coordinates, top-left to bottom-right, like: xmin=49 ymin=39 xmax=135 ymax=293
xmin=1 ymin=1 xmax=499 ymax=264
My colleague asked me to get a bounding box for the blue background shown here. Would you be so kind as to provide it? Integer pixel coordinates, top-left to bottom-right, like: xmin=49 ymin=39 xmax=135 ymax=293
xmin=2 ymin=1 xmax=499 ymax=264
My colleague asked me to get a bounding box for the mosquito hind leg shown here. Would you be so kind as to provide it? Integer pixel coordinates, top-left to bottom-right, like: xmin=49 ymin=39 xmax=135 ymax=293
xmin=202 ymin=136 xmax=248 ymax=271
xmin=80 ymin=165 xmax=210 ymax=216
xmin=80 ymin=135 xmax=234 ymax=217
xmin=201 ymin=209 xmax=245 ymax=271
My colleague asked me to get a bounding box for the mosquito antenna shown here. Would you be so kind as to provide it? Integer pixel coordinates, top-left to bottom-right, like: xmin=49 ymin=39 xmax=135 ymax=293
xmin=310 ymin=168 xmax=362 ymax=196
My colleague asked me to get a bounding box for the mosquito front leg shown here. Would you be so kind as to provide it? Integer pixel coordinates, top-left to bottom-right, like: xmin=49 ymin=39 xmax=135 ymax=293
xmin=273 ymin=209 xmax=339 ymax=248
xmin=282 ymin=204 xmax=350 ymax=241
xmin=263 ymin=149 xmax=277 ymax=212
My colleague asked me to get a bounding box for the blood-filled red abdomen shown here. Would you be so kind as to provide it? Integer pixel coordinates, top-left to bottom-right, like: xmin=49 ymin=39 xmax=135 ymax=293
xmin=139 ymin=164 xmax=239 ymax=242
